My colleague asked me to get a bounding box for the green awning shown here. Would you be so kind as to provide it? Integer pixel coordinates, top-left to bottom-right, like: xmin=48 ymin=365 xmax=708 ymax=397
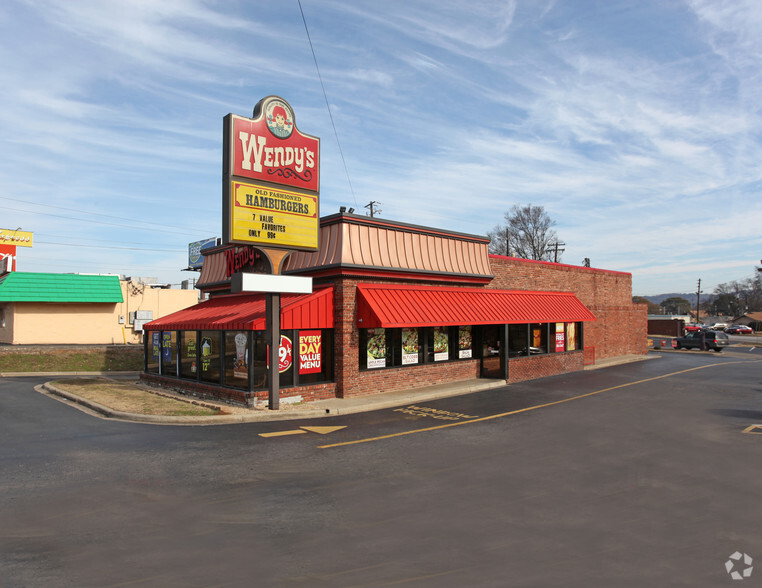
xmin=0 ymin=272 xmax=124 ymax=303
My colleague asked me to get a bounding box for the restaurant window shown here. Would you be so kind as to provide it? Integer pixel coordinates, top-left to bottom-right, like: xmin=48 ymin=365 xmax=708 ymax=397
xmin=426 ymin=326 xmax=452 ymax=363
xmin=530 ymin=323 xmax=548 ymax=354
xmin=199 ymin=330 xmax=221 ymax=384
xmin=508 ymin=324 xmax=529 ymax=357
xmin=223 ymin=331 xmax=250 ymax=390
xmin=458 ymin=326 xmax=474 ymax=359
xmin=267 ymin=330 xmax=295 ymax=388
xmin=567 ymin=322 xmax=579 ymax=351
xmin=362 ymin=327 xmax=392 ymax=370
xmin=297 ymin=329 xmax=334 ymax=385
xmin=161 ymin=331 xmax=177 ymax=376
xmin=251 ymin=331 xmax=267 ymax=390
xmin=180 ymin=331 xmax=198 ymax=379
xmin=146 ymin=331 xmax=160 ymax=374
xmin=396 ymin=327 xmax=420 ymax=366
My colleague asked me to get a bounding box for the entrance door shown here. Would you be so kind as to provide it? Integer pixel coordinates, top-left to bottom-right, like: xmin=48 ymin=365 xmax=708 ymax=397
xmin=480 ymin=325 xmax=505 ymax=379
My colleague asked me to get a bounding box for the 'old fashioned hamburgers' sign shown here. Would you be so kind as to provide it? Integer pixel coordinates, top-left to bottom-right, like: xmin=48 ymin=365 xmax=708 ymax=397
xmin=223 ymin=96 xmax=320 ymax=251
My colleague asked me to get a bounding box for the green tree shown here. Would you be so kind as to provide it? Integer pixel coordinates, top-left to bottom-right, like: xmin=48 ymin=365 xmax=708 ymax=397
xmin=487 ymin=204 xmax=562 ymax=261
xmin=633 ymin=296 xmax=661 ymax=314
xmin=660 ymin=296 xmax=692 ymax=315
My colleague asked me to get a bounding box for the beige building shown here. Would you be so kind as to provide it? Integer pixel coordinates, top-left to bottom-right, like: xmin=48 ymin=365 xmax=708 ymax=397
xmin=0 ymin=272 xmax=198 ymax=345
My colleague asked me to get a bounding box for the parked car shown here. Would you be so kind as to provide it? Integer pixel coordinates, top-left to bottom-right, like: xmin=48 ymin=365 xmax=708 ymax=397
xmin=674 ymin=330 xmax=730 ymax=352
xmin=685 ymin=323 xmax=704 ymax=332
xmin=726 ymin=325 xmax=753 ymax=335
xmin=708 ymin=323 xmax=729 ymax=331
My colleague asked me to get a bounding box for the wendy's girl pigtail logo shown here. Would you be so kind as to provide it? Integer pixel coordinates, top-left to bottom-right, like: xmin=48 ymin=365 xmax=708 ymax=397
xmin=265 ymin=100 xmax=294 ymax=139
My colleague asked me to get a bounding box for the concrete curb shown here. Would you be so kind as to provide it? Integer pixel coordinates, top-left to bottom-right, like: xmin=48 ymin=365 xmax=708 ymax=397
xmin=29 ymin=354 xmax=656 ymax=425
xmin=37 ymin=382 xmax=330 ymax=425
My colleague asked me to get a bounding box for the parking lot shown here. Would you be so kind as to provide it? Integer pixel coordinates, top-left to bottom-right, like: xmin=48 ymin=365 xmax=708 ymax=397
xmin=2 ymin=349 xmax=761 ymax=586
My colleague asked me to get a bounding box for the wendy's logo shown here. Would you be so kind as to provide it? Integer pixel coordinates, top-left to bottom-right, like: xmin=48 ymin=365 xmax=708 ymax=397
xmin=265 ymin=99 xmax=294 ymax=139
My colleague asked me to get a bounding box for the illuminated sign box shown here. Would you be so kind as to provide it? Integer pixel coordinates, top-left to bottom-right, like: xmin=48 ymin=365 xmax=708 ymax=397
xmin=223 ymin=96 xmax=320 ymax=252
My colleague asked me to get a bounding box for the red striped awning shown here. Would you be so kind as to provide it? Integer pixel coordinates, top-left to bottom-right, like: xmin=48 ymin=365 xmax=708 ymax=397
xmin=356 ymin=284 xmax=595 ymax=328
xmin=144 ymin=286 xmax=333 ymax=331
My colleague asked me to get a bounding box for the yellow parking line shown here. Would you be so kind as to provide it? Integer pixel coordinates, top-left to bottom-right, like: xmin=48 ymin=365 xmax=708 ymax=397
xmin=319 ymin=360 xmax=762 ymax=449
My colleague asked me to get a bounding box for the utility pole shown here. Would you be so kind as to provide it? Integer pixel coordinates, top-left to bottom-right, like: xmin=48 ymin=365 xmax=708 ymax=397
xmin=696 ymin=278 xmax=701 ymax=323
xmin=505 ymin=228 xmax=510 ymax=256
xmin=548 ymin=241 xmax=565 ymax=263
xmin=365 ymin=201 xmax=382 ymax=218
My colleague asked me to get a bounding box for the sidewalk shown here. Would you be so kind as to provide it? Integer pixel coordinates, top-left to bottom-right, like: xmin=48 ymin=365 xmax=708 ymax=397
xmin=35 ymin=354 xmax=653 ymax=425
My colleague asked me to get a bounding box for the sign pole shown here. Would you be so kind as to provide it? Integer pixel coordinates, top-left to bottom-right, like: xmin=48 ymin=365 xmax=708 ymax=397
xmin=267 ymin=292 xmax=280 ymax=410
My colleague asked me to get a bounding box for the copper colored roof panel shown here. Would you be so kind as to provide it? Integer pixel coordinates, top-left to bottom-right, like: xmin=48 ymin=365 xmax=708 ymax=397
xmin=285 ymin=216 xmax=492 ymax=279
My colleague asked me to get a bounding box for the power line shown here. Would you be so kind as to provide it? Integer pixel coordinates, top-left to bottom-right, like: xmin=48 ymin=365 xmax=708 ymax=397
xmin=298 ymin=0 xmax=357 ymax=208
xmin=0 ymin=195 xmax=212 ymax=234
xmin=2 ymin=204 xmax=212 ymax=237
xmin=36 ymin=241 xmax=185 ymax=252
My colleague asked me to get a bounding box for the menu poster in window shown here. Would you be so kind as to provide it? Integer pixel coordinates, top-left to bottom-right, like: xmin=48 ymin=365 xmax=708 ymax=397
xmin=532 ymin=328 xmax=542 ymax=348
xmin=151 ymin=332 xmax=161 ymax=361
xmin=162 ymin=332 xmax=172 ymax=361
xmin=233 ymin=333 xmax=248 ymax=379
xmin=566 ymin=323 xmax=577 ymax=351
xmin=200 ymin=336 xmax=213 ymax=373
xmin=555 ymin=323 xmax=566 ymax=352
xmin=458 ymin=326 xmax=472 ymax=358
xmin=266 ymin=335 xmax=293 ymax=373
xmin=299 ymin=330 xmax=322 ymax=374
xmin=367 ymin=328 xmax=386 ymax=369
xmin=402 ymin=328 xmax=419 ymax=365
xmin=434 ymin=327 xmax=449 ymax=361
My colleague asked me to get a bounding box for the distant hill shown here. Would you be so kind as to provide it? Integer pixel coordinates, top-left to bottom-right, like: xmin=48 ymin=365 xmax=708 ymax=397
xmin=636 ymin=293 xmax=716 ymax=306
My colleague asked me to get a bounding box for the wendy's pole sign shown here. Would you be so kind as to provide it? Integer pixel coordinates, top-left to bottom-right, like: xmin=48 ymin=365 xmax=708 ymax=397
xmin=221 ymin=97 xmax=319 ymax=410
xmin=222 ymin=96 xmax=320 ymax=274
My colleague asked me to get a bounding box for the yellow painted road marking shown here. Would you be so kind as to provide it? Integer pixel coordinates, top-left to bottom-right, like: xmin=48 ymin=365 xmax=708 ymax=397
xmin=259 ymin=429 xmax=308 ymax=437
xmin=743 ymin=425 xmax=762 ymax=434
xmin=301 ymin=425 xmax=347 ymax=434
xmin=319 ymin=359 xmax=762 ymax=449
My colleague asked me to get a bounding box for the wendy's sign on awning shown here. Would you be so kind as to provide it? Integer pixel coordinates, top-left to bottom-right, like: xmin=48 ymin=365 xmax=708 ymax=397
xmin=223 ymin=96 xmax=320 ymax=252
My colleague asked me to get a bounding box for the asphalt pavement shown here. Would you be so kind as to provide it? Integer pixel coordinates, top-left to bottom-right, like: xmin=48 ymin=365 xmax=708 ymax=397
xmin=35 ymin=354 xmax=651 ymax=425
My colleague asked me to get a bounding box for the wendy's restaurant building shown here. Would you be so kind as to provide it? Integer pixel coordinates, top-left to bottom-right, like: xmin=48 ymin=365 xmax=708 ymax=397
xmin=142 ymin=212 xmax=648 ymax=407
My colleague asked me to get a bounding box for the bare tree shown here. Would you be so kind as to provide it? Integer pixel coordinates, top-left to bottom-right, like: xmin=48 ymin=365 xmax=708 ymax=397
xmin=487 ymin=204 xmax=561 ymax=261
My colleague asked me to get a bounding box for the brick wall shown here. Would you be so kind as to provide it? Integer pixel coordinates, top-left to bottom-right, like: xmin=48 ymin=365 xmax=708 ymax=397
xmin=329 ymin=258 xmax=646 ymax=398
xmin=507 ymin=351 xmax=584 ymax=383
xmin=488 ymin=256 xmax=648 ymax=361
xmin=141 ymin=373 xmax=336 ymax=408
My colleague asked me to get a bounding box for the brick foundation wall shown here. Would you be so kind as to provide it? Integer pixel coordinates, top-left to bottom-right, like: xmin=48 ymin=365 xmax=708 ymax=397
xmin=140 ymin=373 xmax=336 ymax=408
xmin=507 ymin=351 xmax=584 ymax=383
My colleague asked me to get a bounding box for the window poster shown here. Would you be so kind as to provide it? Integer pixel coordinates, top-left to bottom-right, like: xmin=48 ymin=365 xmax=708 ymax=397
xmin=555 ymin=323 xmax=566 ymax=352
xmin=200 ymin=336 xmax=214 ymax=373
xmin=299 ymin=330 xmax=322 ymax=374
xmin=162 ymin=332 xmax=173 ymax=362
xmin=566 ymin=323 xmax=577 ymax=351
xmin=402 ymin=328 xmax=419 ymax=365
xmin=367 ymin=328 xmax=387 ymax=369
xmin=233 ymin=332 xmax=248 ymax=379
xmin=434 ymin=327 xmax=449 ymax=361
xmin=266 ymin=335 xmax=293 ymax=373
xmin=458 ymin=326 xmax=472 ymax=359
xmin=532 ymin=328 xmax=542 ymax=348
xmin=151 ymin=332 xmax=161 ymax=361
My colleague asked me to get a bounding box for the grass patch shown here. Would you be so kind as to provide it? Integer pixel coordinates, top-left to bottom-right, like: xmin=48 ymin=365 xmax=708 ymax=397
xmin=50 ymin=377 xmax=221 ymax=417
xmin=0 ymin=346 xmax=144 ymax=372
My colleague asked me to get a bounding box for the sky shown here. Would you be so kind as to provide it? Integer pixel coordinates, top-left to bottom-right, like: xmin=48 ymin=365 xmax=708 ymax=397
xmin=1 ymin=0 xmax=761 ymax=297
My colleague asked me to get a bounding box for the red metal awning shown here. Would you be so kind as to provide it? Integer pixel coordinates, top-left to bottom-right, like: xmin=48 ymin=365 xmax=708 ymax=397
xmin=356 ymin=284 xmax=595 ymax=328
xmin=144 ymin=286 xmax=334 ymax=331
